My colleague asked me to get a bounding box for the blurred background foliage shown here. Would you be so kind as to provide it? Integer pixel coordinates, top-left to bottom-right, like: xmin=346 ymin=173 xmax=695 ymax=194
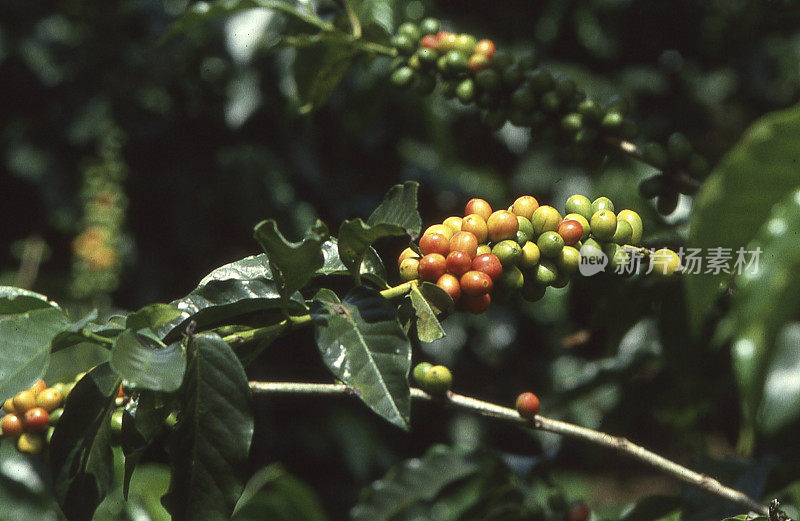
xmin=3 ymin=0 xmax=800 ymax=519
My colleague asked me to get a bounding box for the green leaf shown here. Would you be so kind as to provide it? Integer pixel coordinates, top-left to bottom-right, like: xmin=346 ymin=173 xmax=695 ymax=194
xmin=726 ymin=188 xmax=800 ymax=433
xmin=619 ymin=496 xmax=682 ymax=521
xmin=310 ymin=287 xmax=412 ymax=429
xmin=408 ymin=283 xmax=448 ymax=343
xmin=253 ymin=219 xmax=328 ymax=307
xmin=350 ymin=445 xmax=481 ymax=521
xmin=758 ymin=323 xmax=800 ymax=433
xmin=0 ymin=440 xmax=61 ymax=518
xmin=162 ymin=333 xmax=254 ymax=521
xmin=316 ymin=238 xmax=388 ymax=287
xmin=232 ymin=465 xmax=330 ymax=521
xmin=293 ymin=40 xmax=358 ymax=113
xmin=686 ymin=102 xmax=800 ymax=331
xmin=198 ymin=254 xmax=273 ymax=284
xmin=0 ymin=307 xmax=68 ymax=401
xmin=338 ymin=182 xmax=421 ymax=281
xmin=126 ymin=304 xmax=183 ymax=332
xmin=111 ymin=329 xmax=186 ymax=392
xmin=49 ymin=363 xmax=121 ymax=521
xmin=0 ymin=286 xmax=60 ymax=314
xmin=45 ymin=342 xmax=111 ymax=384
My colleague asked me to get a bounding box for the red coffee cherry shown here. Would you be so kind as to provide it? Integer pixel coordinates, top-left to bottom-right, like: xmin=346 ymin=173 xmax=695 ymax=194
xmin=464 ymin=198 xmax=493 ymax=221
xmin=557 ymin=219 xmax=584 ymax=246
xmin=418 ymin=253 xmax=447 ymax=281
xmin=449 ymin=231 xmax=479 ymax=258
xmin=468 ymin=54 xmax=490 ymax=73
xmin=23 ymin=407 xmax=50 ymax=433
xmin=436 ymin=273 xmax=461 ymax=303
xmin=567 ymin=503 xmax=590 ymax=521
xmin=446 ymin=250 xmax=473 ymax=276
xmin=1 ymin=414 xmax=24 ymax=438
xmin=471 ymin=253 xmax=503 ymax=280
xmin=510 ymin=195 xmax=539 ymax=220
xmin=420 ymin=34 xmax=438 ymax=49
xmin=419 ymin=232 xmax=450 ymax=256
xmin=461 ymin=293 xmax=491 ymax=314
xmin=460 ymin=270 xmax=493 ymax=296
xmin=461 ymin=214 xmax=489 ymax=243
xmin=486 ymin=210 xmax=519 ymax=242
xmin=474 ymin=39 xmax=495 ymax=58
xmin=515 ymin=392 xmax=540 ymax=419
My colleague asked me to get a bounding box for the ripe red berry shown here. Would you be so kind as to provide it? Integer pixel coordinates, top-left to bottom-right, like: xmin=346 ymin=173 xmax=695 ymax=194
xmin=461 ymin=293 xmax=491 ymax=314
xmin=515 ymin=392 xmax=540 ymax=419
xmin=420 ymin=34 xmax=439 ymax=50
xmin=449 ymin=231 xmax=479 ymax=258
xmin=460 ymin=270 xmax=493 ymax=296
xmin=23 ymin=407 xmax=50 ymax=433
xmin=567 ymin=503 xmax=590 ymax=521
xmin=435 ymin=30 xmax=451 ymax=42
xmin=471 ymin=253 xmax=503 ymax=280
xmin=418 ymin=253 xmax=447 ymax=281
xmin=557 ymin=219 xmax=583 ymax=246
xmin=419 ymin=232 xmax=450 ymax=256
xmin=1 ymin=413 xmax=24 ymax=438
xmin=446 ymin=250 xmax=472 ymax=276
xmin=468 ymin=54 xmax=490 ymax=73
xmin=486 ymin=210 xmax=519 ymax=242
xmin=436 ymin=273 xmax=461 ymax=302
xmin=474 ymin=39 xmax=495 ymax=58
xmin=464 ymin=198 xmax=492 ymax=221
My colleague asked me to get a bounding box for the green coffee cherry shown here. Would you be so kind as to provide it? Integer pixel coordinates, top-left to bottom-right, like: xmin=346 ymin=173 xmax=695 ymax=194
xmin=419 ymin=18 xmax=440 ymax=36
xmin=611 ymin=220 xmax=633 ymax=245
xmin=454 ymin=34 xmax=477 ymax=54
xmin=557 ymin=246 xmax=581 ymax=274
xmin=577 ymin=99 xmax=602 ymax=123
xmin=392 ymin=34 xmax=416 ymax=56
xmin=603 ymin=243 xmax=629 ymax=271
xmin=456 ymin=79 xmax=476 ymax=103
xmin=651 ymin=248 xmax=681 ymax=276
xmin=397 ymin=22 xmax=420 ymax=42
xmin=502 ymin=64 xmax=523 ymax=89
xmin=416 ymin=48 xmax=439 ymax=67
xmin=591 ymin=197 xmax=614 ymax=214
xmin=601 ymin=111 xmax=623 ymax=131
xmin=110 ymin=408 xmax=124 ymax=445
xmin=413 ymin=362 xmax=433 ymax=386
xmin=476 ymin=69 xmax=502 ymax=94
xmin=537 ymin=231 xmax=565 ymax=258
xmin=527 ymin=69 xmax=553 ymax=93
xmin=617 ymin=210 xmax=643 ymax=244
xmin=590 ymin=210 xmax=617 ymax=241
xmin=499 ymin=265 xmax=525 ymax=292
xmin=445 ymin=50 xmax=469 ymax=73
xmin=517 ymin=216 xmax=534 ymax=240
xmin=561 ymin=113 xmax=583 ymax=134
xmin=424 ymin=365 xmax=453 ymax=395
xmin=540 ymin=91 xmax=561 ymax=112
xmin=491 ymin=51 xmax=513 ymax=71
xmin=48 ymin=407 xmax=63 ymax=426
xmin=564 ymin=195 xmax=593 ymax=221
xmin=554 ymin=77 xmax=576 ymax=99
xmin=667 ymin=132 xmax=692 ymax=162
xmin=535 ymin=260 xmax=559 ymax=286
xmin=642 ymin=142 xmax=669 ymax=170
xmin=550 ymin=271 xmax=570 ymax=289
xmin=492 ymin=240 xmax=523 ymax=267
xmin=532 ymin=206 xmax=562 ymax=235
xmin=391 ymin=66 xmax=415 ymax=88
xmin=511 ymin=86 xmax=536 ymax=112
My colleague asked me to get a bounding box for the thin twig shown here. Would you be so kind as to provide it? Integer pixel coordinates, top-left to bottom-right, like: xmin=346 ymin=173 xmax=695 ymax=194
xmin=249 ymin=381 xmax=774 ymax=516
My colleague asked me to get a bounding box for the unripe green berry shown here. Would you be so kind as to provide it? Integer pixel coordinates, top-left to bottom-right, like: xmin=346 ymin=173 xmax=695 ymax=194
xmin=642 ymin=142 xmax=669 ymax=170
xmin=445 ymin=50 xmax=469 ymax=73
xmin=490 ymin=51 xmax=512 ymax=71
xmin=577 ymin=99 xmax=602 ymax=123
xmin=667 ymin=132 xmax=692 ymax=162
xmin=561 ymin=113 xmax=583 ymax=134
xmin=390 ymin=66 xmax=415 ymax=88
xmin=454 ymin=34 xmax=477 ymax=54
xmin=554 ymin=77 xmax=576 ymax=99
xmin=651 ymin=248 xmax=681 ymax=276
xmin=591 ymin=196 xmax=615 ymax=214
xmin=517 ymin=216 xmax=534 ymax=240
xmin=540 ymin=91 xmax=561 ymax=112
xmin=603 ymin=243 xmax=629 ymax=271
xmin=456 ymin=79 xmax=475 ymax=104
xmin=397 ymin=22 xmax=420 ymax=42
xmin=557 ymin=246 xmax=581 ymax=274
xmin=110 ymin=408 xmax=124 ymax=445
xmin=392 ymin=34 xmax=416 ymax=56
xmin=537 ymin=231 xmax=565 ymax=258
xmin=511 ymin=86 xmax=536 ymax=112
xmin=475 ymin=69 xmax=502 ymax=94
xmin=534 ymin=260 xmax=559 ymax=286
xmin=413 ymin=362 xmax=433 ymax=386
xmin=531 ymin=206 xmax=562 ymax=235
xmin=424 ymin=365 xmax=453 ymax=395
xmin=419 ymin=18 xmax=440 ymax=36
xmin=617 ymin=210 xmax=643 ymax=244
xmin=550 ymin=271 xmax=570 ymax=288
xmin=520 ymin=241 xmax=541 ymax=268
xmin=601 ymin=111 xmax=623 ymax=131
xmin=502 ymin=64 xmax=523 ymax=89
xmin=492 ymin=240 xmax=523 ymax=267
xmin=611 ymin=220 xmax=633 ymax=245
xmin=521 ymin=276 xmax=546 ymax=302
xmin=48 ymin=407 xmax=63 ymax=426
xmin=565 ymin=195 xmax=593 ymax=221
xmin=416 ymin=48 xmax=439 ymax=67
xmin=590 ymin=210 xmax=617 ymax=241
xmin=499 ymin=265 xmax=525 ymax=292
xmin=527 ymin=68 xmax=553 ymax=93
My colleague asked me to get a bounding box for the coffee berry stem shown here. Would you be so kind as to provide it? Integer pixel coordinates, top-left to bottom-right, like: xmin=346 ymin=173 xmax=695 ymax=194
xmin=249 ymin=380 xmax=775 ymax=517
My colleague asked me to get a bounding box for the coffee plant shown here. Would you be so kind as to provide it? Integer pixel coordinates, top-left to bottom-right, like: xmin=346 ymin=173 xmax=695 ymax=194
xmin=3 ymin=1 xmax=800 ymax=521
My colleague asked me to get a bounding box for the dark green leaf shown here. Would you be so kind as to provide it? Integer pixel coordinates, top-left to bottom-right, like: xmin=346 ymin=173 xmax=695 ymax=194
xmin=293 ymin=40 xmax=358 ymax=113
xmin=198 ymin=254 xmax=272 ymax=283
xmin=111 ymin=329 xmax=186 ymax=392
xmin=367 ymin=181 xmax=422 ymax=232
xmin=338 ymin=182 xmax=421 ymax=281
xmin=726 ymin=188 xmax=800 ymax=432
xmin=162 ymin=333 xmax=254 ymax=521
xmin=232 ymin=465 xmax=330 ymax=521
xmin=408 ymin=283 xmax=446 ymax=343
xmin=417 ymin=281 xmax=455 ymax=315
xmin=44 ymin=342 xmax=111 ymax=384
xmin=126 ymin=304 xmax=183 ymax=332
xmin=50 ymin=363 xmax=120 ymax=521
xmin=253 ymin=219 xmax=328 ymax=307
xmin=0 ymin=307 xmax=68 ymax=401
xmin=311 ymin=287 xmax=411 ymax=429
xmin=758 ymin=323 xmax=800 ymax=433
xmin=0 ymin=440 xmax=61 ymax=518
xmin=350 ymin=445 xmax=481 ymax=521
xmin=317 ymin=238 xmax=388 ymax=287
xmin=0 ymin=286 xmax=60 ymax=314
xmin=686 ymin=102 xmax=800 ymax=331
xmin=619 ymin=496 xmax=682 ymax=521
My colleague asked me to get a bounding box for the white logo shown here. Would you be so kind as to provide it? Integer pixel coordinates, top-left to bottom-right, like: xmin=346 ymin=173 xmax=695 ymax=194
xmin=578 ymin=243 xmax=608 ymax=276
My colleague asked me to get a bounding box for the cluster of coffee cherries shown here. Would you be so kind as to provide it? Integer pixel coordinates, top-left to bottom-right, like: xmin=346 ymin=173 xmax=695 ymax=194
xmin=389 ymin=18 xmax=709 ymax=213
xmin=0 ymin=375 xmax=127 ymax=455
xmin=397 ymin=195 xmax=681 ymax=314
